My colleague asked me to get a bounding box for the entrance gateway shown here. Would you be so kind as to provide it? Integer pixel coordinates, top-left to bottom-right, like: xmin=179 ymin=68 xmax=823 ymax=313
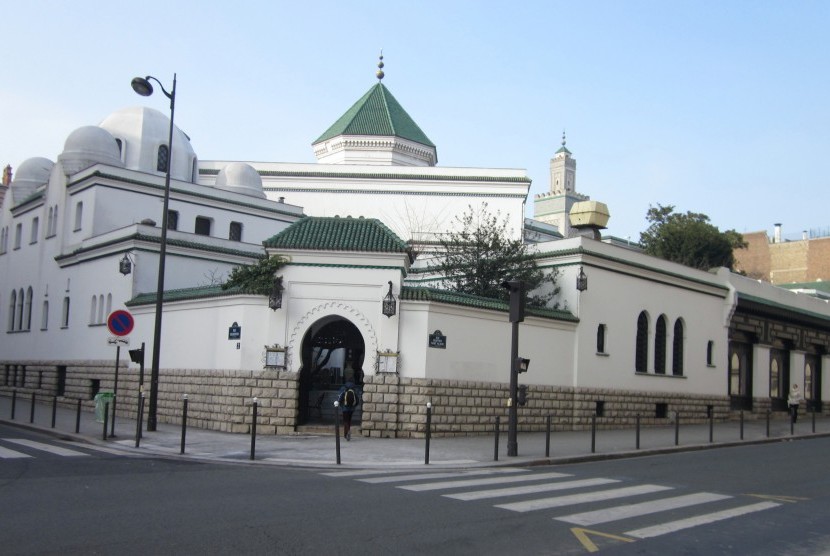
xmin=298 ymin=317 xmax=365 ymax=425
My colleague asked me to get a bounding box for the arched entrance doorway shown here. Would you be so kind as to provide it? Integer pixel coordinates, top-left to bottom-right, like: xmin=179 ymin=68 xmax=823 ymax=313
xmin=298 ymin=316 xmax=365 ymax=425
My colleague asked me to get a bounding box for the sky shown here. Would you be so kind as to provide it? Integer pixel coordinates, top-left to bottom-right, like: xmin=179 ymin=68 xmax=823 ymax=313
xmin=2 ymin=0 xmax=828 ymax=242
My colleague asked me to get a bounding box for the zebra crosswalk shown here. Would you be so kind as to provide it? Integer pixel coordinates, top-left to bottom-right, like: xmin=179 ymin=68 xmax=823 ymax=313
xmin=0 ymin=437 xmax=114 ymax=459
xmin=321 ymin=467 xmax=784 ymax=544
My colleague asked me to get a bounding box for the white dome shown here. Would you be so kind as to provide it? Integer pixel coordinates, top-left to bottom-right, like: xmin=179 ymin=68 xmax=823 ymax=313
xmin=214 ymin=162 xmax=265 ymax=198
xmin=99 ymin=106 xmax=197 ymax=182
xmin=10 ymin=157 xmax=54 ymax=205
xmin=58 ymin=125 xmax=124 ymax=175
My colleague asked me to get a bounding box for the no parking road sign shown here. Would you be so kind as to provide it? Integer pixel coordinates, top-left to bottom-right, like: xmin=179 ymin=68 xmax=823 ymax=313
xmin=107 ymin=310 xmax=135 ymax=337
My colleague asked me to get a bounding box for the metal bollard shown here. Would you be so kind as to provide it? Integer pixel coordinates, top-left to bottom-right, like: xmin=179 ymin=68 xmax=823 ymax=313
xmin=51 ymin=396 xmax=57 ymax=429
xmin=11 ymin=389 xmax=16 ymax=420
xmin=791 ymin=410 xmax=795 ymax=436
xmin=30 ymin=392 xmax=36 ymax=423
xmin=591 ymin=414 xmax=597 ymax=453
xmin=812 ymin=409 xmax=816 ymax=434
xmin=740 ymin=410 xmax=744 ymax=440
xmin=76 ymin=398 xmax=82 ymax=433
xmin=545 ymin=414 xmax=551 ymax=458
xmin=494 ymin=416 xmax=500 ymax=462
xmin=334 ymin=400 xmax=341 ymax=465
xmin=250 ymin=398 xmax=258 ymax=461
xmin=102 ymin=402 xmax=109 ymax=441
xmin=766 ymin=410 xmax=770 ymax=438
xmin=675 ymin=412 xmax=680 ymax=446
xmin=109 ymin=395 xmax=118 ymax=439
xmin=180 ymin=394 xmax=188 ymax=455
xmin=636 ymin=413 xmax=641 ymax=450
xmin=425 ymin=402 xmax=432 ymax=465
xmin=709 ymin=409 xmax=714 ymax=443
xmin=135 ymin=393 xmax=144 ymax=448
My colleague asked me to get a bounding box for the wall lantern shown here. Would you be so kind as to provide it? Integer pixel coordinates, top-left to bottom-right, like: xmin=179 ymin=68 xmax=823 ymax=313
xmin=118 ymin=253 xmax=133 ymax=276
xmin=382 ymin=280 xmax=397 ymax=318
xmin=268 ymin=276 xmax=284 ymax=311
xmin=576 ymin=266 xmax=588 ymax=292
xmin=516 ymin=357 xmax=530 ymax=373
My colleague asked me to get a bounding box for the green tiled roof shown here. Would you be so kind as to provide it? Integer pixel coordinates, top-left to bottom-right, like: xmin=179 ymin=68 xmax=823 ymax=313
xmin=126 ymin=285 xmax=245 ymax=306
xmin=401 ymin=286 xmax=578 ymax=322
xmin=314 ymin=83 xmax=435 ymax=147
xmin=263 ymin=216 xmax=410 ymax=253
xmin=780 ymin=281 xmax=830 ymax=293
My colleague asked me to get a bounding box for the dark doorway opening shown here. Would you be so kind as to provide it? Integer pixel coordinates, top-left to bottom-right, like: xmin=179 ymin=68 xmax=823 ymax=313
xmin=297 ymin=317 xmax=365 ymax=426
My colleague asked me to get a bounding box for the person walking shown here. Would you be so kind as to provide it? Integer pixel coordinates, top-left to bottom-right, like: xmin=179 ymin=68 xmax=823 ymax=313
xmin=337 ymin=376 xmax=361 ymax=440
xmin=788 ymin=383 xmax=802 ymax=424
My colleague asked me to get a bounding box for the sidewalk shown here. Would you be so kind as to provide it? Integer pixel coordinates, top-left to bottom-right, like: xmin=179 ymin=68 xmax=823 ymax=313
xmin=2 ymin=394 xmax=828 ymax=469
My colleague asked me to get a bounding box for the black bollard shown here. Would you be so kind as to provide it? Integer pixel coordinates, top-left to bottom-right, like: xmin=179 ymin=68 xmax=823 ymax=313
xmin=740 ymin=410 xmax=744 ymax=440
xmin=51 ymin=396 xmax=57 ymax=429
xmin=709 ymin=409 xmax=714 ymax=443
xmin=766 ymin=410 xmax=770 ymax=438
xmin=425 ymin=403 xmax=432 ymax=465
xmin=102 ymin=402 xmax=109 ymax=441
xmin=545 ymin=414 xmax=551 ymax=458
xmin=250 ymin=398 xmax=258 ymax=461
xmin=11 ymin=389 xmax=16 ymax=420
xmin=591 ymin=414 xmax=597 ymax=453
xmin=675 ymin=412 xmax=680 ymax=446
xmin=75 ymin=398 xmax=82 ymax=433
xmin=812 ymin=409 xmax=816 ymax=434
xmin=30 ymin=392 xmax=36 ymax=423
xmin=334 ymin=401 xmax=341 ymax=465
xmin=791 ymin=410 xmax=795 ymax=436
xmin=494 ymin=416 xmax=500 ymax=462
xmin=109 ymin=395 xmax=118 ymax=439
xmin=636 ymin=413 xmax=641 ymax=450
xmin=135 ymin=393 xmax=144 ymax=448
xmin=180 ymin=395 xmax=188 ymax=455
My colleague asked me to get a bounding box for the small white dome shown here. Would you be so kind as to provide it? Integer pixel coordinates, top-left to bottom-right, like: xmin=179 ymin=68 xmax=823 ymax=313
xmin=99 ymin=106 xmax=197 ymax=182
xmin=214 ymin=162 xmax=265 ymax=198
xmin=58 ymin=125 xmax=124 ymax=175
xmin=10 ymin=157 xmax=54 ymax=205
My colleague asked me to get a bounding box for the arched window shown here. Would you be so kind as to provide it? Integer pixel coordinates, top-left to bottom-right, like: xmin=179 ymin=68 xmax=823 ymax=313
xmin=62 ymin=296 xmax=70 ymax=328
xmin=90 ymin=296 xmax=98 ymax=324
xmin=596 ymin=324 xmax=607 ymax=354
xmin=97 ymin=294 xmax=105 ymax=324
xmin=41 ymin=300 xmax=49 ymax=330
xmin=47 ymin=207 xmax=53 ymax=237
xmin=16 ymin=288 xmax=25 ymax=331
xmin=229 ymin=221 xmax=243 ymax=241
xmin=635 ymin=311 xmax=649 ymax=373
xmin=654 ymin=315 xmax=667 ymax=374
xmin=24 ymin=287 xmax=33 ymax=330
xmin=52 ymin=205 xmax=59 ymax=235
xmin=706 ymin=341 xmax=714 ymax=366
xmin=74 ymin=202 xmax=83 ymax=231
xmin=8 ymin=290 xmax=16 ymax=331
xmin=672 ymin=319 xmax=684 ymax=376
xmin=157 ymin=144 xmax=170 ymax=172
xmin=106 ymin=293 xmax=112 ymax=317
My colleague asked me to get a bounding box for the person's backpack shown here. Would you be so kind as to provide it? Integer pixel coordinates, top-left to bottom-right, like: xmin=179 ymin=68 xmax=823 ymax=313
xmin=343 ymin=387 xmax=358 ymax=408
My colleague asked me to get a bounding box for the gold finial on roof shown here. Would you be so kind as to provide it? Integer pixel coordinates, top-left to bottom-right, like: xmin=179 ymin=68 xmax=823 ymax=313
xmin=376 ymin=49 xmax=385 ymax=81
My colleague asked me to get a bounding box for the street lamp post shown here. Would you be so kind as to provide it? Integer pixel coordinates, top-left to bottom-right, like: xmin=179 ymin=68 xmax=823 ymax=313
xmin=131 ymin=73 xmax=176 ymax=431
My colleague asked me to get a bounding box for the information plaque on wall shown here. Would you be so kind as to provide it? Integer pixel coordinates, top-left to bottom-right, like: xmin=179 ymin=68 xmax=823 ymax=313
xmin=428 ymin=330 xmax=446 ymax=349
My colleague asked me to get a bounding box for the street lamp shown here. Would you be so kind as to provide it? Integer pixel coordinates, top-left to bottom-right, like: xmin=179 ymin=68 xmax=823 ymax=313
xmin=131 ymin=73 xmax=176 ymax=431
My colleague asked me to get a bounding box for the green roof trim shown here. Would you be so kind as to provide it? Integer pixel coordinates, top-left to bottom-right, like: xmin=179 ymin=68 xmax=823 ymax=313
xmin=737 ymin=292 xmax=830 ymax=326
xmin=780 ymin=281 xmax=830 ymax=293
xmin=264 ymin=216 xmax=410 ymax=253
xmin=401 ymin=286 xmax=578 ymax=322
xmin=313 ymin=83 xmax=435 ymax=147
xmin=126 ymin=285 xmax=249 ymax=307
xmin=199 ymin=168 xmax=531 ymax=184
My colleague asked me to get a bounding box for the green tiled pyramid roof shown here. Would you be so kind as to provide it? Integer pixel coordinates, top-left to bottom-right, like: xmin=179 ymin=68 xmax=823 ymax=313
xmin=313 ymin=83 xmax=435 ymax=147
xmin=263 ymin=216 xmax=410 ymax=253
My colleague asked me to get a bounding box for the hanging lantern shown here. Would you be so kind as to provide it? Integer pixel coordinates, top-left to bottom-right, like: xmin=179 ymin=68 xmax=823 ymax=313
xmin=382 ymin=280 xmax=396 ymax=317
xmin=269 ymin=276 xmax=284 ymax=310
xmin=119 ymin=253 xmax=133 ymax=276
xmin=576 ymin=266 xmax=588 ymax=292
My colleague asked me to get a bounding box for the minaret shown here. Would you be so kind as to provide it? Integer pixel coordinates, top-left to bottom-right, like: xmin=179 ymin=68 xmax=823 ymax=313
xmin=550 ymin=132 xmax=576 ymax=195
xmin=533 ymin=132 xmax=588 ymax=237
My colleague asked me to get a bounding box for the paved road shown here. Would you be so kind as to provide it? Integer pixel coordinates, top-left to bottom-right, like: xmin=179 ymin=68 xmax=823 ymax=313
xmin=2 ymin=423 xmax=828 ymax=554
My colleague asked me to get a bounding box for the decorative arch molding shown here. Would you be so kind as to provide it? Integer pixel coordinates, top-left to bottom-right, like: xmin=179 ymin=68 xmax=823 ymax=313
xmin=287 ymin=301 xmax=379 ymax=374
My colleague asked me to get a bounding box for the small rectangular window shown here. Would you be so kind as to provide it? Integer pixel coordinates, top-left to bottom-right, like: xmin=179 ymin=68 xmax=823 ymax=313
xmin=14 ymin=223 xmax=22 ymax=249
xmin=655 ymin=403 xmax=668 ymax=419
xmin=74 ymin=202 xmax=83 ymax=232
xmin=62 ymin=296 xmax=70 ymax=328
xmin=229 ymin=221 xmax=242 ymax=241
xmin=90 ymin=379 xmax=100 ymax=400
xmin=57 ymin=366 xmax=67 ymax=396
xmin=167 ymin=210 xmax=179 ymax=231
xmin=595 ymin=400 xmax=605 ymax=417
xmin=195 ymin=216 xmax=212 ymax=236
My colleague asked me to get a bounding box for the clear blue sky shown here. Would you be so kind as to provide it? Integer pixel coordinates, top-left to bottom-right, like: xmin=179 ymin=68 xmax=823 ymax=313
xmin=2 ymin=0 xmax=828 ymax=241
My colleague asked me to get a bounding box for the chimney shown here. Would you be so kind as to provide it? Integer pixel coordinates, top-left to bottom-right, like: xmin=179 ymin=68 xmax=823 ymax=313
xmin=773 ymin=223 xmax=782 ymax=244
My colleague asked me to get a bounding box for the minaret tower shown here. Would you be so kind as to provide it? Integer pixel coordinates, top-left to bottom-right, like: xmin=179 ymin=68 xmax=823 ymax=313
xmin=533 ymin=132 xmax=588 ymax=237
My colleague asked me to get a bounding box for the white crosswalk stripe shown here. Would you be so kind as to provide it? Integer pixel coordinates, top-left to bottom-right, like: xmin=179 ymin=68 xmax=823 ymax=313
xmin=556 ymin=492 xmax=732 ymax=525
xmin=445 ymin=477 xmax=620 ymax=501
xmin=0 ymin=444 xmax=32 ymax=458
xmin=358 ymin=468 xmax=524 ymax=484
xmin=400 ymin=471 xmax=572 ymax=492
xmin=625 ymin=501 xmax=781 ymax=538
xmin=3 ymin=438 xmax=90 ymax=457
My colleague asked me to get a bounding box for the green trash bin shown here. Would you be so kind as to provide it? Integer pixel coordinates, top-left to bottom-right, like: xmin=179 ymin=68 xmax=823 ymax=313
xmin=94 ymin=391 xmax=114 ymax=423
